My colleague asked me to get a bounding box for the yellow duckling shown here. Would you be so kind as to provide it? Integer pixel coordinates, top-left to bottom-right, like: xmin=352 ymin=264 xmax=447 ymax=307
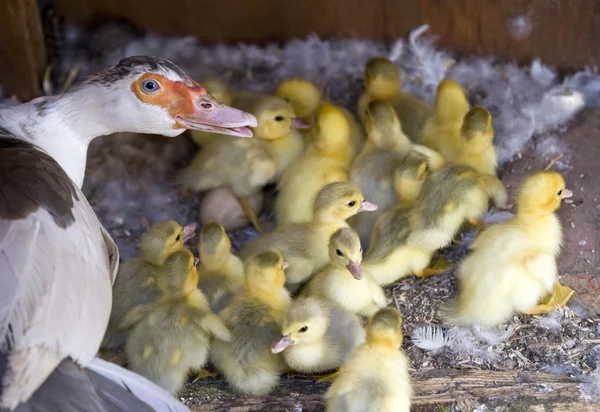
xmin=441 ymin=171 xmax=574 ymax=327
xmin=276 ymin=78 xmax=322 ymax=147
xmin=275 ymin=102 xmax=356 ymax=226
xmin=300 ymin=227 xmax=386 ymax=317
xmin=122 ymin=249 xmax=231 ymax=395
xmin=271 ymin=296 xmax=365 ymax=381
xmin=101 ymin=220 xmax=196 ymax=351
xmin=349 ymin=99 xmax=414 ymax=248
xmin=196 ymin=222 xmax=245 ymax=313
xmin=210 ymin=250 xmax=292 ymax=395
xmin=357 ymin=56 xmax=433 ymax=141
xmin=324 ymin=307 xmax=412 ymax=412
xmin=188 ymin=77 xmax=235 ymax=147
xmin=238 ymin=181 xmax=377 ymax=293
xmin=178 ymin=93 xmax=306 ymax=231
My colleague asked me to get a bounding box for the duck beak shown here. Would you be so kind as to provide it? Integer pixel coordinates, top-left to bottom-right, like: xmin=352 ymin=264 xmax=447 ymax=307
xmin=346 ymin=260 xmax=363 ymax=280
xmin=291 ymin=118 xmax=311 ymax=129
xmin=182 ymin=223 xmax=197 ymax=243
xmin=271 ymin=335 xmax=293 ymax=353
xmin=176 ymin=94 xmax=257 ymax=138
xmin=562 ymin=188 xmax=573 ymax=199
xmin=357 ymin=200 xmax=378 ymax=213
xmin=282 ymin=260 xmax=290 ymax=270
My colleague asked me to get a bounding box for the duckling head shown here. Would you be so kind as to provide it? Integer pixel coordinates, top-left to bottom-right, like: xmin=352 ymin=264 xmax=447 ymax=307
xmin=139 ymin=220 xmax=197 ymax=266
xmin=516 ymin=171 xmax=573 ymax=217
xmin=244 ymin=249 xmax=288 ymax=294
xmin=328 ymin=228 xmax=363 ymax=280
xmin=364 ymin=100 xmax=411 ymax=151
xmin=197 ymin=222 xmax=231 ymax=270
xmin=459 ymin=106 xmax=494 ymax=154
xmin=199 ymin=77 xmax=233 ymax=106
xmin=393 ymin=155 xmax=429 ymax=205
xmin=434 ymin=79 xmax=470 ymax=124
xmin=366 ymin=307 xmax=404 ymax=349
xmin=276 ymin=79 xmax=323 ymax=119
xmin=252 ymin=96 xmax=311 ymax=140
xmin=271 ymin=297 xmax=329 ymax=353
xmin=157 ymin=248 xmax=199 ymax=297
xmin=311 ymin=102 xmax=351 ymax=154
xmin=364 ymin=57 xmax=401 ymax=99
xmin=313 ymin=182 xmax=378 ymax=223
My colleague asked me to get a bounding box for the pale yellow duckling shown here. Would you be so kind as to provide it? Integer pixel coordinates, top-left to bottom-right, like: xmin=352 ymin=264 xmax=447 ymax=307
xmin=238 ymin=181 xmax=377 ymax=293
xmin=357 ymin=56 xmax=433 ymax=141
xmin=325 ymin=307 xmax=412 ymax=412
xmin=441 ymin=171 xmax=574 ymax=327
xmin=300 ymin=227 xmax=387 ymax=317
xmin=188 ymin=77 xmax=235 ymax=147
xmin=210 ymin=250 xmax=292 ymax=395
xmin=196 ymin=222 xmax=245 ymax=313
xmin=275 ymin=102 xmax=356 ymax=226
xmin=101 ymin=220 xmax=196 ymax=351
xmin=271 ymin=296 xmax=366 ymax=380
xmin=276 ymin=78 xmax=322 ymax=147
xmin=122 ymin=249 xmax=231 ymax=395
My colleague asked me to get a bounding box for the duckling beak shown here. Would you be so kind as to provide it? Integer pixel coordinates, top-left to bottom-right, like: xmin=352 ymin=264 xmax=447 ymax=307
xmin=561 ymin=188 xmax=573 ymax=199
xmin=283 ymin=260 xmax=290 ymax=270
xmin=271 ymin=335 xmax=293 ymax=353
xmin=182 ymin=223 xmax=197 ymax=242
xmin=357 ymin=200 xmax=378 ymax=213
xmin=291 ymin=118 xmax=311 ymax=129
xmin=346 ymin=260 xmax=363 ymax=280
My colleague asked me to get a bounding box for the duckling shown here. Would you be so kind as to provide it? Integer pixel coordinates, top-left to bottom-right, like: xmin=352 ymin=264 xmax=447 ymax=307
xmin=357 ymin=56 xmax=433 ymax=141
xmin=238 ymin=181 xmax=377 ymax=293
xmin=275 ymin=102 xmax=356 ymax=226
xmin=188 ymin=77 xmax=235 ymax=147
xmin=178 ymin=93 xmax=306 ymax=231
xmin=300 ymin=227 xmax=386 ymax=317
xmin=349 ymin=99 xmax=414 ymax=248
xmin=198 ymin=187 xmax=264 ymax=232
xmin=196 ymin=222 xmax=245 ymax=313
xmin=271 ymin=297 xmax=365 ymax=381
xmin=102 ymin=220 xmax=196 ymax=351
xmin=122 ymin=249 xmax=231 ymax=395
xmin=210 ymin=250 xmax=292 ymax=395
xmin=441 ymin=171 xmax=574 ymax=327
xmin=324 ymin=307 xmax=412 ymax=412
xmin=276 ymin=78 xmax=322 ymax=147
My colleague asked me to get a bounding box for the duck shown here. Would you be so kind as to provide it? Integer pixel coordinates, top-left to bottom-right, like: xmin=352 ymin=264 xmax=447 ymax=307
xmin=441 ymin=171 xmax=575 ymax=327
xmin=238 ymin=181 xmax=377 ymax=293
xmin=122 ymin=248 xmax=231 ymax=395
xmin=196 ymin=222 xmax=245 ymax=313
xmin=324 ymin=307 xmax=412 ymax=412
xmin=0 ymin=55 xmax=256 ymax=411
xmin=357 ymin=56 xmax=433 ymax=141
xmin=210 ymin=250 xmax=291 ymax=396
xmin=102 ymin=219 xmax=197 ymax=352
xmin=300 ymin=227 xmax=387 ymax=317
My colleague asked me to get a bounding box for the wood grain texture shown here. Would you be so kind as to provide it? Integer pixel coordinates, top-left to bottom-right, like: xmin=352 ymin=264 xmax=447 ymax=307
xmin=0 ymin=0 xmax=46 ymax=100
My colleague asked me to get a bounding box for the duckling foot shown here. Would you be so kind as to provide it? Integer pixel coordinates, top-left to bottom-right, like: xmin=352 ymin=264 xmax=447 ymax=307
xmin=414 ymin=257 xmax=453 ymax=279
xmin=313 ymin=371 xmax=339 ymax=384
xmin=522 ymin=280 xmax=574 ymax=315
xmin=239 ymin=196 xmax=263 ymax=232
xmin=192 ymin=368 xmax=219 ymax=382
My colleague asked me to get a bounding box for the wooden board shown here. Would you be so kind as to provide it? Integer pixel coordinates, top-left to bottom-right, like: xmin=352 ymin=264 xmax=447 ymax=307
xmin=55 ymin=0 xmax=600 ymax=72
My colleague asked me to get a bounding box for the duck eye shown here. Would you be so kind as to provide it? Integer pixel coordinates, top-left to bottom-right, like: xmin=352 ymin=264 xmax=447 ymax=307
xmin=557 ymin=189 xmax=563 ymax=196
xmin=141 ymin=79 xmax=160 ymax=93
xmin=275 ymin=115 xmax=285 ymax=121
xmin=299 ymin=326 xmax=308 ymax=333
xmin=347 ymin=201 xmax=356 ymax=207
xmin=336 ymin=249 xmax=344 ymax=257
xmin=175 ymin=234 xmax=181 ymax=241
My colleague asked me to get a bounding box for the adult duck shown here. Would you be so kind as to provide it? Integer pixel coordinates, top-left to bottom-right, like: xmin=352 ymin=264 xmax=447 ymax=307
xmin=0 ymin=56 xmax=257 ymax=411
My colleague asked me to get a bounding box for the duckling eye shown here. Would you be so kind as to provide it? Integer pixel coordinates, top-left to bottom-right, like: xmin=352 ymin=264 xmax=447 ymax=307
xmin=299 ymin=326 xmax=308 ymax=333
xmin=336 ymin=249 xmax=344 ymax=257
xmin=141 ymin=79 xmax=160 ymax=93
xmin=275 ymin=115 xmax=285 ymax=121
xmin=175 ymin=234 xmax=181 ymax=241
xmin=557 ymin=189 xmax=563 ymax=196
xmin=347 ymin=201 xmax=356 ymax=207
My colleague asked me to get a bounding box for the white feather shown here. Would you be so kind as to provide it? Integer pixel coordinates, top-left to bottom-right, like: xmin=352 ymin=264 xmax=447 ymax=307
xmin=411 ymin=324 xmax=449 ymax=351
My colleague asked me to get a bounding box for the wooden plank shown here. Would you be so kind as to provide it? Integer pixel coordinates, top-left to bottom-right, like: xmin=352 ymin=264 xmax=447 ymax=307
xmin=184 ymin=369 xmax=596 ymax=411
xmin=55 ymin=0 xmax=600 ymax=71
xmin=0 ymin=0 xmax=46 ymax=101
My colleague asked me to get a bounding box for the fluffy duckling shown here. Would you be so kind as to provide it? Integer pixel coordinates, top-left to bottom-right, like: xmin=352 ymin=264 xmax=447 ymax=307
xmin=271 ymin=297 xmax=366 ymax=381
xmin=441 ymin=171 xmax=574 ymax=327
xmin=211 ymin=250 xmax=292 ymax=395
xmin=276 ymin=78 xmax=322 ymax=147
xmin=325 ymin=308 xmax=412 ymax=412
xmin=196 ymin=222 xmax=245 ymax=313
xmin=122 ymin=249 xmax=231 ymax=395
xmin=102 ymin=220 xmax=196 ymax=351
xmin=238 ymin=181 xmax=377 ymax=293
xmin=357 ymin=56 xmax=433 ymax=141
xmin=275 ymin=102 xmax=356 ymax=226
xmin=349 ymin=100 xmax=414 ymax=248
xmin=188 ymin=77 xmax=235 ymax=147
xmin=300 ymin=227 xmax=387 ymax=317
xmin=178 ymin=93 xmax=306 ymax=231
